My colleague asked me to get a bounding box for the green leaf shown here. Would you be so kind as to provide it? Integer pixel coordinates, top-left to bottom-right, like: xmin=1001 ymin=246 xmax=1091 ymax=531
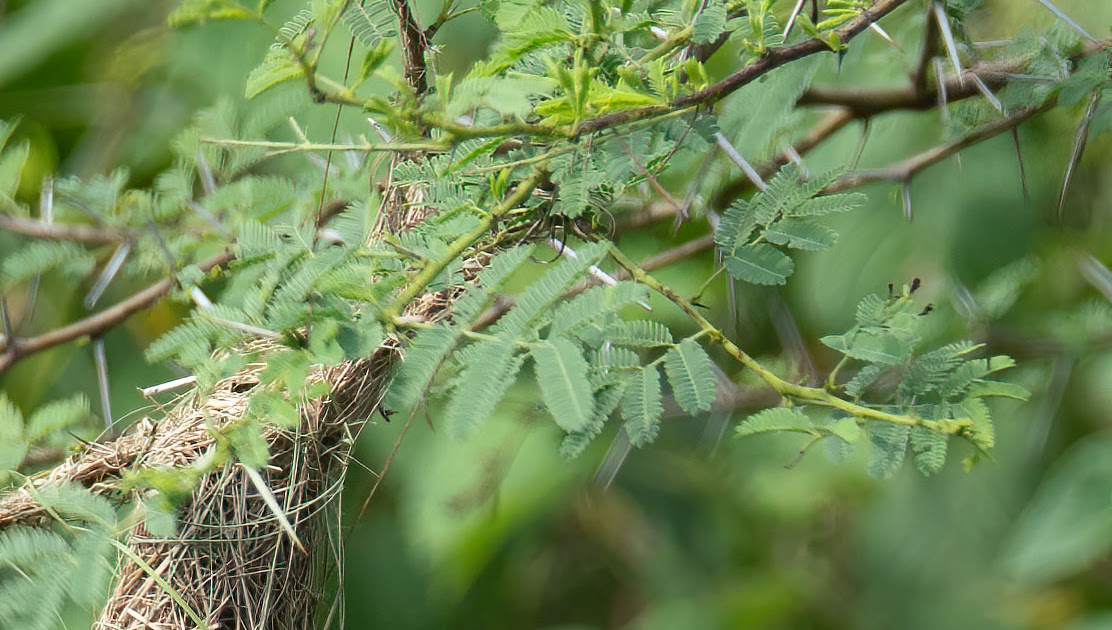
xmin=966 ymin=380 xmax=1031 ymax=400
xmin=261 ymin=350 xmax=312 ymax=396
xmin=0 ymin=394 xmax=26 ymax=472
xmin=168 ymin=0 xmax=257 ymax=26
xmin=532 ymin=338 xmax=594 ymax=432
xmin=692 ymin=0 xmax=727 ymax=45
xmin=225 ymin=418 xmax=269 ymax=469
xmin=724 ymin=243 xmax=794 ymax=285
xmin=910 ymin=426 xmax=949 ymax=476
xmin=444 ymin=338 xmax=522 ymax=439
xmin=344 ymin=1 xmax=397 ymax=47
xmin=384 ymin=325 xmax=458 ymax=410
xmin=0 ymin=136 xmax=28 ymax=198
xmin=2 ymin=241 xmax=96 ymax=288
xmin=867 ymin=423 xmax=909 ymax=479
xmin=826 ymin=416 xmax=862 ymax=444
xmin=548 ymin=282 xmax=649 ymax=338
xmin=763 ymin=218 xmax=837 ymax=251
xmin=622 ymin=365 xmax=664 ymax=447
xmin=821 ymin=330 xmax=912 ymax=365
xmin=604 ymin=320 xmax=673 ymax=347
xmin=245 ymin=46 xmax=304 ymax=98
xmin=248 ymin=391 xmax=300 ymax=427
xmin=663 ymin=339 xmax=717 ymax=415
xmin=358 ymin=40 xmax=394 ymax=85
xmin=789 ymin=192 xmax=866 ymax=216
xmin=736 ymin=407 xmax=815 ymax=437
xmin=494 ymin=242 xmax=606 ymax=337
xmin=960 ymin=397 xmax=994 ymax=451
xmin=26 ymin=395 xmax=89 ymax=444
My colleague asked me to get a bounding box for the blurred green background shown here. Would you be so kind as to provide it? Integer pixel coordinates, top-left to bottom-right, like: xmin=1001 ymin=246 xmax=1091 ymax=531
xmin=1 ymin=0 xmax=1111 ymax=628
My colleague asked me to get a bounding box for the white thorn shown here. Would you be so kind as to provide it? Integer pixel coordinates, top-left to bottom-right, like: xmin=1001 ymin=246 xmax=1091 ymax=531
xmin=141 ymin=376 xmax=198 ymax=398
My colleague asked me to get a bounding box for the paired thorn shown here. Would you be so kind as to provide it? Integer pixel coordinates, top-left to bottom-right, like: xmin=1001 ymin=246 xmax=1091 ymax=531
xmin=85 ymin=243 xmax=132 ymax=310
xmin=93 ymin=337 xmax=114 ymax=437
xmin=1057 ymin=92 xmax=1101 ymax=220
xmin=714 ymin=132 xmax=767 ymax=192
xmin=548 ymin=238 xmax=653 ymax=311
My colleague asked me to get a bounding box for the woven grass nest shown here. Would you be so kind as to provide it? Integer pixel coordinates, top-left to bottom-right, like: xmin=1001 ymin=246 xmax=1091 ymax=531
xmin=0 ymin=182 xmax=470 ymax=628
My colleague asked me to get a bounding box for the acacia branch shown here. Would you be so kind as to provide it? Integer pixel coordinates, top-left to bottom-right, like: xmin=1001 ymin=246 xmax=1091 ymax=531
xmin=801 ymin=38 xmax=1111 ymax=118
xmin=710 ymin=109 xmax=854 ymax=210
xmin=911 ymin=3 xmax=940 ymax=95
xmin=391 ymin=0 xmax=429 ymax=97
xmin=577 ymin=0 xmax=909 ymax=134
xmin=826 ymin=103 xmax=1052 ymax=192
xmin=607 ymin=245 xmax=971 ymax=435
xmin=0 ymin=251 xmax=233 ymax=374
xmin=0 ymin=214 xmax=133 ymax=244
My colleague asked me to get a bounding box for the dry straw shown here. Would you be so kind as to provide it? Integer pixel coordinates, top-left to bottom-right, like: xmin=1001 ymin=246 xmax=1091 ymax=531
xmin=0 ymin=180 xmax=451 ymax=629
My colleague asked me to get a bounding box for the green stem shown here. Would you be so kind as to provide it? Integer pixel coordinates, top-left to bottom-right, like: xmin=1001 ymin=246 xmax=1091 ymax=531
xmin=607 ymin=245 xmax=970 ymax=435
xmin=201 ymin=137 xmax=448 ymax=153
xmin=382 ymin=171 xmax=542 ymax=325
xmin=640 ymin=26 xmax=694 ymax=63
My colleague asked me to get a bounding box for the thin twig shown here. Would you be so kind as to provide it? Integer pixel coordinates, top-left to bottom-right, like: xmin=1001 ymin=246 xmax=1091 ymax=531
xmin=390 ymin=0 xmax=430 ymax=97
xmin=577 ymin=0 xmax=910 ymax=135
xmin=0 ymin=251 xmax=233 ymax=373
xmin=0 ymin=214 xmax=133 ymax=244
xmin=826 ymin=103 xmax=1052 ymax=192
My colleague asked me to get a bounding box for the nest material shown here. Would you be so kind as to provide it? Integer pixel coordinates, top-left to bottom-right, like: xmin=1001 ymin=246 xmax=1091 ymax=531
xmin=0 ymin=179 xmax=457 ymax=628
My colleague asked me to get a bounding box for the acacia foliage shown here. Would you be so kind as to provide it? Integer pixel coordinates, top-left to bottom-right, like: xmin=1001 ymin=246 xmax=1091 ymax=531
xmin=0 ymin=0 xmax=1108 ymax=624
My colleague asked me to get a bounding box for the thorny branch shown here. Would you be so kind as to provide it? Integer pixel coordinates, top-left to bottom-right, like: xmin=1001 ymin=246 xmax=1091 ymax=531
xmin=825 ymin=103 xmax=1053 ymax=192
xmin=0 ymin=251 xmax=233 ymax=374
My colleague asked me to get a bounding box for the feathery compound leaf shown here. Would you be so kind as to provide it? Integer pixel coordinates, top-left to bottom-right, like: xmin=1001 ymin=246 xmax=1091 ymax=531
xmin=854 ymin=293 xmax=887 ymax=326
xmin=384 ymin=325 xmax=457 ymax=409
xmin=451 ymin=245 xmax=533 ymax=323
xmin=844 ymin=364 xmax=882 ymax=399
xmin=386 ymin=247 xmax=534 ymax=411
xmin=494 ymin=242 xmax=606 ymax=337
xmin=692 ymin=0 xmax=728 ymax=44
xmin=724 ymin=243 xmax=794 ymax=285
xmin=604 ymin=319 xmax=673 ymax=347
xmin=736 ymin=407 xmax=815 ymax=437
xmin=910 ymin=425 xmax=949 ymax=476
xmin=762 ymin=218 xmax=837 ymax=251
xmin=0 ymin=393 xmax=26 ymax=472
xmin=560 ymin=383 xmax=624 ymax=459
xmin=26 ymin=394 xmax=90 ymax=443
xmin=961 ymin=397 xmax=994 ymax=451
xmin=664 ymin=339 xmax=717 ymax=415
xmin=549 ymin=282 xmax=649 ymax=338
xmin=533 ymin=338 xmax=594 ymax=432
xmin=245 ymin=46 xmax=304 ymax=98
xmin=444 ymin=337 xmax=522 ymax=439
xmin=867 ymin=422 xmax=910 ymax=479
xmin=244 ymin=10 xmax=313 ymax=98
xmin=344 ymin=1 xmax=397 ymax=47
xmin=168 ymin=0 xmax=257 ymax=26
xmin=622 ymin=365 xmax=664 ymax=447
xmin=1 ymin=241 xmax=96 ymax=287
xmin=821 ymin=330 xmax=912 ymax=365
xmin=789 ymin=192 xmax=866 ymax=216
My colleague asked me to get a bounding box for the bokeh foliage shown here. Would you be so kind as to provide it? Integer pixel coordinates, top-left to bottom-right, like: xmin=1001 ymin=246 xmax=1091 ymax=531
xmin=0 ymin=0 xmax=1110 ymax=628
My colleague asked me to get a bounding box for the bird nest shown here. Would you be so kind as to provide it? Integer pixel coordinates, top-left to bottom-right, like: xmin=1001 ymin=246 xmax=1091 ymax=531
xmin=0 ymin=181 xmax=476 ymax=628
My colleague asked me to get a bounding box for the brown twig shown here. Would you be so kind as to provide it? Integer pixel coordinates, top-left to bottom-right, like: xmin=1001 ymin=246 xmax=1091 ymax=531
xmin=0 ymin=214 xmax=133 ymax=244
xmin=390 ymin=0 xmax=429 ymax=97
xmin=0 ymin=251 xmax=233 ymax=374
xmin=711 ymin=109 xmax=854 ymax=210
xmin=577 ymin=0 xmax=910 ymax=134
xmin=912 ymin=3 xmax=940 ymax=95
xmin=826 ymin=103 xmax=1052 ymax=192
